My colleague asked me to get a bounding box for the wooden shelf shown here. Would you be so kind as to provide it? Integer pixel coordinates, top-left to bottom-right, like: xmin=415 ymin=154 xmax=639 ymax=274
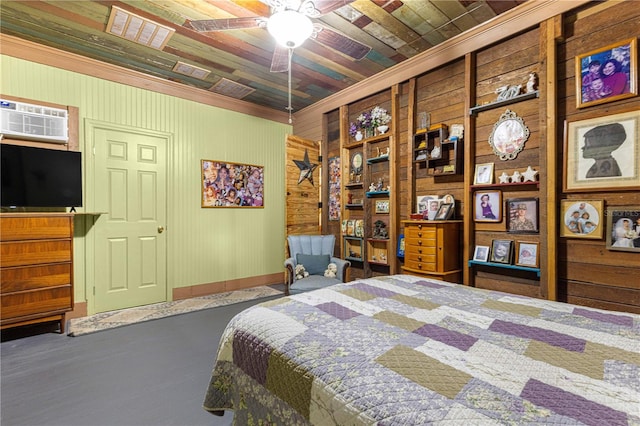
xmin=470 ymin=182 xmax=539 ymax=190
xmin=366 ymin=190 xmax=390 ymax=198
xmin=469 ymin=91 xmax=539 ymax=116
xmin=345 ymin=203 xmax=364 ymax=209
xmin=345 ymin=182 xmax=363 ymax=188
xmin=468 ymin=260 xmax=540 ymax=277
xmin=367 ymin=155 xmax=389 ymax=164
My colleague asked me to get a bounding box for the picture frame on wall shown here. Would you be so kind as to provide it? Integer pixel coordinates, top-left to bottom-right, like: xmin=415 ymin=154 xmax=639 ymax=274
xmin=473 ymin=190 xmax=502 ymax=222
xmin=606 ymin=207 xmax=640 ymax=252
xmin=202 ymin=160 xmax=264 ymax=208
xmin=506 ymin=197 xmax=539 ymax=233
xmin=563 ymin=110 xmax=640 ymax=192
xmin=575 ymin=38 xmax=637 ymax=109
xmin=416 ymin=194 xmax=439 ymax=214
xmin=473 ymin=245 xmax=490 ymax=262
xmin=515 ymin=241 xmax=539 ymax=268
xmin=474 ymin=163 xmax=494 ymax=185
xmin=560 ymin=200 xmax=604 ymax=239
xmin=375 ymin=200 xmax=390 ymax=214
xmin=490 ymin=239 xmax=512 ymax=264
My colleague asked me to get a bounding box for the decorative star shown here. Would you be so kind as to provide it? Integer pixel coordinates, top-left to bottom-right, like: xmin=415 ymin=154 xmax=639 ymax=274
xmin=293 ymin=149 xmax=318 ymax=186
xmin=522 ymin=166 xmax=539 ymax=182
xmin=499 ymin=172 xmax=510 ymax=184
xmin=510 ymin=170 xmax=522 ymax=183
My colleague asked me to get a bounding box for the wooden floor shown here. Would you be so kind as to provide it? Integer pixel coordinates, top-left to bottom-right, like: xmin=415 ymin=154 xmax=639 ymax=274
xmin=1 ymin=295 xmax=280 ymax=426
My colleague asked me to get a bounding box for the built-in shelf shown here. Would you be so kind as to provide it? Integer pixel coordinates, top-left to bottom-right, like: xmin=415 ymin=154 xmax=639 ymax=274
xmin=345 ymin=182 xmax=364 ymax=188
xmin=468 ymin=260 xmax=540 ymax=277
xmin=366 ymin=190 xmax=390 ymax=198
xmin=471 ymin=182 xmax=539 ymax=190
xmin=367 ymin=155 xmax=389 ymax=164
xmin=346 ymin=203 xmax=363 ymax=209
xmin=469 ymin=91 xmax=539 ymax=116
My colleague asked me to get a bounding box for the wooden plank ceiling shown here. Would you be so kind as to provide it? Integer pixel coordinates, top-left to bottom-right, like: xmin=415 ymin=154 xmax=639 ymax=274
xmin=0 ymin=0 xmax=526 ymax=114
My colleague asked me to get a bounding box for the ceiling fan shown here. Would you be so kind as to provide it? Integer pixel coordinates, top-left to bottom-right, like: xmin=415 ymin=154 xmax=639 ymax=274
xmin=186 ymin=0 xmax=371 ymax=73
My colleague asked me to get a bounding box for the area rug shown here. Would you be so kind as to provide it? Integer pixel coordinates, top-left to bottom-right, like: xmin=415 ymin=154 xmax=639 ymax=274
xmin=68 ymin=286 xmax=283 ymax=337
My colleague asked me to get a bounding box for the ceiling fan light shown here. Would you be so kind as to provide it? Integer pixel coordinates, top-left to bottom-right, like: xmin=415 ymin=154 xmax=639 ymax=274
xmin=267 ymin=10 xmax=313 ymax=48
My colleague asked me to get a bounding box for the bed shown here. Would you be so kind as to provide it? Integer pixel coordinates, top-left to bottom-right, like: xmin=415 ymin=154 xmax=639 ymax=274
xmin=203 ymin=274 xmax=639 ymax=425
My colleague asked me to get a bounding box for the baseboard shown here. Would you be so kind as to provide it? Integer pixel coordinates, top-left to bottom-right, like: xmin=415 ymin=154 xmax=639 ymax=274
xmin=172 ymin=272 xmax=285 ymax=300
xmin=65 ymin=302 xmax=88 ymax=322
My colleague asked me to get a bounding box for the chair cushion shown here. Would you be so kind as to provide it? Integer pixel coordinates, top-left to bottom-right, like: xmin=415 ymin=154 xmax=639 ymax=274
xmin=296 ymin=254 xmax=330 ymax=275
xmin=290 ymin=275 xmax=341 ymax=294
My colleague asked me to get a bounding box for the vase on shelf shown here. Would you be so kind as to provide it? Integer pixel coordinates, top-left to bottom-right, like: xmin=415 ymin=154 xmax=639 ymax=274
xmin=355 ymin=130 xmax=363 ymax=141
xmin=365 ymin=128 xmax=374 ymax=138
xmin=377 ymin=125 xmax=389 ymax=134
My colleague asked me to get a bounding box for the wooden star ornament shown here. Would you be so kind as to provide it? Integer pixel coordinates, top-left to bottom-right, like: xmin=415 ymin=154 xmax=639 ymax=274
xmin=522 ymin=166 xmax=539 ymax=182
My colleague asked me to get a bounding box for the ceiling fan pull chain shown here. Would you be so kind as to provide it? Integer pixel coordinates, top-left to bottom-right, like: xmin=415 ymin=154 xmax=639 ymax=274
xmin=287 ymin=47 xmax=293 ymax=124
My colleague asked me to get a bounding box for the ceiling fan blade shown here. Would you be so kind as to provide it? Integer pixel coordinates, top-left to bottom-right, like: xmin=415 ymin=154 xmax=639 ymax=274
xmin=314 ymin=25 xmax=371 ymax=60
xmin=313 ymin=0 xmax=355 ymax=15
xmin=270 ymin=45 xmax=290 ymax=73
xmin=187 ymin=17 xmax=264 ymax=32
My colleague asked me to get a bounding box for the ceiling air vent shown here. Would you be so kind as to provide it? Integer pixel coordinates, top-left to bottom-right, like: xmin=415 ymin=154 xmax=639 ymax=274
xmin=106 ymin=6 xmax=174 ymax=50
xmin=172 ymin=62 xmax=211 ymax=80
xmin=209 ymin=78 xmax=255 ymax=99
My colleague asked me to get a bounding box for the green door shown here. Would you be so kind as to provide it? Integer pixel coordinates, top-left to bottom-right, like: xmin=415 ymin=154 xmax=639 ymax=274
xmin=91 ymin=123 xmax=168 ymax=313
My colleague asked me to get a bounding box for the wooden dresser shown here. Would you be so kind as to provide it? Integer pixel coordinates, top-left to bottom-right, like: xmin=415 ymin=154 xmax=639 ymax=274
xmin=401 ymin=220 xmax=461 ymax=282
xmin=1 ymin=213 xmax=74 ymax=333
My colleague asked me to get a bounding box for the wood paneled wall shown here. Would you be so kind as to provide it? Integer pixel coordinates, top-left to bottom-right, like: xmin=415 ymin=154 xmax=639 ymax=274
xmin=295 ymin=1 xmax=639 ymax=313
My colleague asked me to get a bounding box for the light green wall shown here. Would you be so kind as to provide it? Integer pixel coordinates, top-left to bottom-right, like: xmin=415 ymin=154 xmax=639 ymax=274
xmin=1 ymin=55 xmax=291 ymax=305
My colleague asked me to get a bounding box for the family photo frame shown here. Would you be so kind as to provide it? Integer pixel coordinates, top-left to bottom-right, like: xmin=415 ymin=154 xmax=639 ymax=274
xmin=563 ymin=110 xmax=640 ymax=192
xmin=202 ymin=160 xmax=264 ymax=208
xmin=575 ymin=38 xmax=637 ymax=109
xmin=490 ymin=239 xmax=512 ymax=264
xmin=560 ymin=200 xmax=604 ymax=239
xmin=473 ymin=190 xmax=502 ymax=223
xmin=606 ymin=207 xmax=640 ymax=252
xmin=515 ymin=241 xmax=539 ymax=268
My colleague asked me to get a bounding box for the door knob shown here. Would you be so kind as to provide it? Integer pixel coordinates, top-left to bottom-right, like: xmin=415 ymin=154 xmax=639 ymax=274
xmin=158 ymin=226 xmax=165 ymax=234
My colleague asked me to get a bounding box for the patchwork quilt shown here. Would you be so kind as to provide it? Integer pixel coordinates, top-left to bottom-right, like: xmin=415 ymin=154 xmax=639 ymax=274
xmin=203 ymin=275 xmax=639 ymax=425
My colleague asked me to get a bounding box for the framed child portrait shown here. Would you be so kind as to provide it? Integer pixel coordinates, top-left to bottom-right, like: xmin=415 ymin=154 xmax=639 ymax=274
xmin=473 ymin=190 xmax=502 ymax=222
xmin=563 ymin=110 xmax=640 ymax=192
xmin=434 ymin=203 xmax=453 ymax=220
xmin=506 ymin=198 xmax=539 ymax=234
xmin=473 ymin=245 xmax=490 ymax=262
xmin=490 ymin=239 xmax=512 ymax=264
xmin=575 ymin=38 xmax=637 ymax=109
xmin=606 ymin=207 xmax=640 ymax=252
xmin=560 ymin=200 xmax=604 ymax=239
xmin=474 ymin=163 xmax=494 ymax=185
xmin=515 ymin=241 xmax=539 ymax=268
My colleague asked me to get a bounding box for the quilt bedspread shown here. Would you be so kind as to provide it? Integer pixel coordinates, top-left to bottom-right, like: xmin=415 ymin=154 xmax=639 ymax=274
xmin=203 ymin=275 xmax=640 ymax=425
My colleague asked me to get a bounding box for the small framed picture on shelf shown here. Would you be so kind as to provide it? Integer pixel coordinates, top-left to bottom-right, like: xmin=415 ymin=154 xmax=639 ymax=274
xmin=490 ymin=239 xmax=513 ymax=264
xmin=506 ymin=198 xmax=539 ymax=233
xmin=473 ymin=190 xmax=502 ymax=222
xmin=474 ymin=163 xmax=494 ymax=185
xmin=605 ymin=207 xmax=640 ymax=252
xmin=375 ymin=200 xmax=390 ymax=214
xmin=416 ymin=194 xmax=439 ymax=215
xmin=434 ymin=203 xmax=454 ymax=220
xmin=473 ymin=245 xmax=490 ymax=262
xmin=515 ymin=241 xmax=539 ymax=268
xmin=560 ymin=200 xmax=604 ymax=239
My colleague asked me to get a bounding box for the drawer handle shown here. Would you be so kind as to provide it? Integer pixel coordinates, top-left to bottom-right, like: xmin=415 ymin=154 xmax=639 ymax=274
xmin=418 ymin=232 xmax=422 ymax=237
xmin=418 ymin=264 xmax=422 ymax=269
xmin=418 ymin=256 xmax=422 ymax=261
xmin=418 ymin=225 xmax=422 ymax=230
xmin=418 ymin=248 xmax=422 ymax=254
xmin=418 ymin=240 xmax=422 ymax=245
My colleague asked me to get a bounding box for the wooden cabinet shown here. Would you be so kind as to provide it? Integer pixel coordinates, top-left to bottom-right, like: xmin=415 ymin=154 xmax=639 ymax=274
xmin=401 ymin=220 xmax=461 ymax=282
xmin=1 ymin=213 xmax=74 ymax=333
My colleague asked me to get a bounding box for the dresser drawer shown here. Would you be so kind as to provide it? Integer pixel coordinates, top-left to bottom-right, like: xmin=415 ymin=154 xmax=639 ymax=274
xmin=1 ymin=240 xmax=72 ymax=268
xmin=405 ymin=237 xmax=436 ymax=249
xmin=1 ymin=264 xmax=71 ymax=293
xmin=405 ymin=252 xmax=436 ymax=264
xmin=404 ymin=226 xmax=436 ymax=239
xmin=404 ymin=259 xmax=436 ymax=272
xmin=1 ymin=287 xmax=72 ymax=321
xmin=0 ymin=215 xmax=72 ymax=242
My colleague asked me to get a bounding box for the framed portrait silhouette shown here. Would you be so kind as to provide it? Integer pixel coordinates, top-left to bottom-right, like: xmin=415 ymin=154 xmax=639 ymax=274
xmin=564 ymin=110 xmax=640 ymax=192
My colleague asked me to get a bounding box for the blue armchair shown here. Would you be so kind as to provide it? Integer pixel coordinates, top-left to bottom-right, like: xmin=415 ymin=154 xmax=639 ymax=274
xmin=284 ymin=235 xmax=350 ymax=295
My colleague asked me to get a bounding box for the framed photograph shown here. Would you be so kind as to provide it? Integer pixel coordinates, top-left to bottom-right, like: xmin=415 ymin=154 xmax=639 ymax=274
xmin=434 ymin=203 xmax=454 ymax=220
xmin=473 ymin=190 xmax=502 ymax=222
xmin=490 ymin=239 xmax=513 ymax=264
xmin=506 ymin=198 xmax=539 ymax=233
xmin=416 ymin=194 xmax=439 ymax=214
xmin=474 ymin=163 xmax=494 ymax=185
xmin=606 ymin=207 xmax=640 ymax=252
xmin=473 ymin=245 xmax=490 ymax=262
xmin=375 ymin=200 xmax=390 ymax=214
xmin=202 ymin=160 xmax=263 ymax=208
xmin=564 ymin=110 xmax=640 ymax=192
xmin=560 ymin=200 xmax=604 ymax=239
xmin=575 ymin=38 xmax=637 ymax=109
xmin=488 ymin=109 xmax=530 ymax=161
xmin=515 ymin=241 xmax=539 ymax=268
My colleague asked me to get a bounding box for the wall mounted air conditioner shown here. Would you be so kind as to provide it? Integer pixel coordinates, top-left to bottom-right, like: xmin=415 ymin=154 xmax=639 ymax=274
xmin=0 ymin=99 xmax=68 ymax=143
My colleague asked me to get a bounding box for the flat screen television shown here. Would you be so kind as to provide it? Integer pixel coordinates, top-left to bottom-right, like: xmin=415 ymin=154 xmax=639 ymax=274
xmin=1 ymin=144 xmax=83 ymax=208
